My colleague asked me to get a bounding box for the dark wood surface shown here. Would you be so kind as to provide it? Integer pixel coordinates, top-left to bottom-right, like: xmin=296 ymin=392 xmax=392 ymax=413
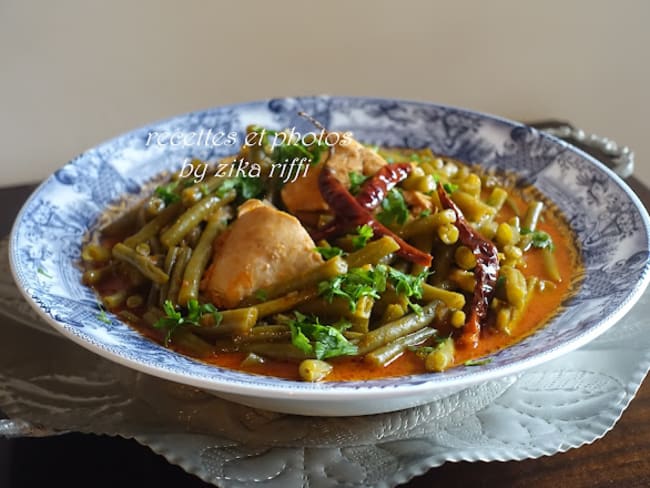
xmin=1 ymin=179 xmax=649 ymax=488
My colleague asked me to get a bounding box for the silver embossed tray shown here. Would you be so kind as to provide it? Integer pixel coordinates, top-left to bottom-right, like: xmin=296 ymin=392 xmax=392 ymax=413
xmin=1 ymin=238 xmax=649 ymax=487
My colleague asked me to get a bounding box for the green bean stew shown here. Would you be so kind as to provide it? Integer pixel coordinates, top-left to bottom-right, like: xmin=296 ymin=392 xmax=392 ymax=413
xmin=82 ymin=124 xmax=581 ymax=382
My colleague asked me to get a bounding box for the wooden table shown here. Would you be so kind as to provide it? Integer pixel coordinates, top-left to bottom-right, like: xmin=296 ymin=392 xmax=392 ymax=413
xmin=1 ymin=180 xmax=649 ymax=488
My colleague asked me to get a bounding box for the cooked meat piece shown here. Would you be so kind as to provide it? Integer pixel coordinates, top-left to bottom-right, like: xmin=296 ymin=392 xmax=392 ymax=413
xmin=201 ymin=199 xmax=323 ymax=308
xmin=281 ymin=134 xmax=388 ymax=214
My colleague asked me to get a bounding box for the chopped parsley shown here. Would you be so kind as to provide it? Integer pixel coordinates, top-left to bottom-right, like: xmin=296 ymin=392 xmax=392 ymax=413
xmin=377 ymin=188 xmax=409 ymax=226
xmin=97 ymin=303 xmax=111 ymax=324
xmin=254 ymin=289 xmax=269 ymax=302
xmin=318 ymin=266 xmax=388 ymax=312
xmin=387 ymin=267 xmax=429 ymax=314
xmin=464 ymin=358 xmax=493 ymax=367
xmin=314 ymin=246 xmax=345 ymax=260
xmin=289 ymin=312 xmax=358 ymax=360
xmin=217 ymin=176 xmax=265 ymax=200
xmin=521 ymin=228 xmax=555 ymax=251
xmin=318 ymin=264 xmax=429 ymax=313
xmin=442 ymin=182 xmax=459 ymax=194
xmin=154 ymin=181 xmax=181 ymax=205
xmin=420 ymin=209 xmax=432 ymax=217
xmin=348 ymin=171 xmax=369 ymax=195
xmin=154 ymin=299 xmax=222 ymax=345
xmin=351 ymin=224 xmax=374 ymax=250
xmin=37 ymin=267 xmax=53 ymax=279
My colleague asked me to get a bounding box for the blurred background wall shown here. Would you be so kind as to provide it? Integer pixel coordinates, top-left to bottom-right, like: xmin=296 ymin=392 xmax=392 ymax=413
xmin=1 ymin=0 xmax=648 ymax=186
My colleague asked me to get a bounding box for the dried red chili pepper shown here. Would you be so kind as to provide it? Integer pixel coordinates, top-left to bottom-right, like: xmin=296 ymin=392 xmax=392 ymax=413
xmin=315 ymin=162 xmax=412 ymax=239
xmin=316 ymin=165 xmax=432 ymax=266
xmin=438 ymin=186 xmax=499 ymax=349
xmin=355 ymin=163 xmax=412 ymax=210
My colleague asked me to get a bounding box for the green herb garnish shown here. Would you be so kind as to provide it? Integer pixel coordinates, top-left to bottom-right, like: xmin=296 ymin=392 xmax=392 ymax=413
xmin=154 ymin=181 xmax=180 ymax=205
xmin=351 ymin=224 xmax=374 ymax=250
xmin=318 ymin=266 xmax=388 ymax=312
xmin=154 ymin=299 xmax=222 ymax=345
xmin=289 ymin=312 xmax=358 ymax=360
xmin=348 ymin=171 xmax=369 ymax=195
xmin=442 ymin=182 xmax=458 ymax=194
xmin=37 ymin=267 xmax=53 ymax=279
xmin=217 ymin=176 xmax=265 ymax=200
xmin=377 ymin=188 xmax=409 ymax=226
xmin=97 ymin=303 xmax=111 ymax=324
xmin=521 ymin=228 xmax=555 ymax=251
xmin=386 ymin=267 xmax=429 ymax=314
xmin=314 ymin=246 xmax=345 ymax=260
xmin=420 ymin=209 xmax=432 ymax=217
xmin=254 ymin=289 xmax=268 ymax=302
xmin=464 ymin=358 xmax=493 ymax=367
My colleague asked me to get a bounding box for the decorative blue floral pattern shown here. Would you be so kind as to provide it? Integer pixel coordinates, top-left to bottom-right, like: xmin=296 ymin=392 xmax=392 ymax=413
xmin=9 ymin=97 xmax=650 ymax=405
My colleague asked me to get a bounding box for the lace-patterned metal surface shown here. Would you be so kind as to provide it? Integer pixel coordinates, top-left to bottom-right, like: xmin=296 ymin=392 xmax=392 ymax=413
xmin=8 ymin=96 xmax=650 ymax=415
xmin=0 ymin=239 xmax=649 ymax=487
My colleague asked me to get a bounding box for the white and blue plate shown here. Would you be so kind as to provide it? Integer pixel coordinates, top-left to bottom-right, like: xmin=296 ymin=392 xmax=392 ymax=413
xmin=9 ymin=96 xmax=650 ymax=415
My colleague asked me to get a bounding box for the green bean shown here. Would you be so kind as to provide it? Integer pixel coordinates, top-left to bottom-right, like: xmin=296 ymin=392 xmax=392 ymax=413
xmin=102 ymin=290 xmax=127 ymax=309
xmin=506 ymin=276 xmax=538 ymax=334
xmin=101 ymin=204 xmax=141 ymax=237
xmin=357 ymin=301 xmax=438 ymax=354
xmin=421 ymin=284 xmax=466 ymax=310
xmin=380 ymin=303 xmax=406 ymax=324
xmin=522 ymin=201 xmax=544 ymax=232
xmin=146 ymin=283 xmax=160 ymax=307
xmin=126 ymin=294 xmax=144 ymax=309
xmin=181 ymin=173 xmax=230 ymax=207
xmin=459 ymin=173 xmax=482 ymax=196
xmin=487 ymin=187 xmax=508 ymax=210
xmin=501 ymin=265 xmax=527 ymax=309
xmin=399 ymin=210 xmax=456 ymax=239
xmin=142 ymin=306 xmax=163 ymax=327
xmin=346 ymin=236 xmax=400 ymax=268
xmin=365 ymin=327 xmax=437 ymax=367
xmin=161 ymin=193 xmax=234 ymax=248
xmin=232 ymin=325 xmax=291 ymax=343
xmin=158 ymin=246 xmax=180 ymax=307
xmin=166 ymin=246 xmax=192 ymax=303
xmin=254 ymin=288 xmax=320 ymax=318
xmin=195 ymin=307 xmax=259 ymax=338
xmin=171 ymin=329 xmax=215 ymax=358
xmin=299 ymin=359 xmax=333 ymax=382
xmin=177 ymin=210 xmax=229 ymax=306
xmin=430 ymin=242 xmax=455 ymax=287
xmin=112 ymin=243 xmax=169 ymax=284
xmin=243 ymin=342 xmax=313 ymax=360
xmin=495 ymin=306 xmax=513 ymax=334
xmin=81 ymin=243 xmax=111 ymax=263
xmin=247 ymin=256 xmax=348 ymax=304
xmin=448 ymin=268 xmax=476 ymax=293
xmin=542 ymin=247 xmax=562 ymax=282
xmin=144 ymin=197 xmax=166 ymax=218
xmin=410 ymin=232 xmax=435 ymax=276
xmin=450 ymin=191 xmax=496 ymax=222
xmin=122 ymin=202 xmax=183 ymax=248
xmin=505 ymin=196 xmax=521 ymax=217
xmin=118 ymin=310 xmax=141 ymax=324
